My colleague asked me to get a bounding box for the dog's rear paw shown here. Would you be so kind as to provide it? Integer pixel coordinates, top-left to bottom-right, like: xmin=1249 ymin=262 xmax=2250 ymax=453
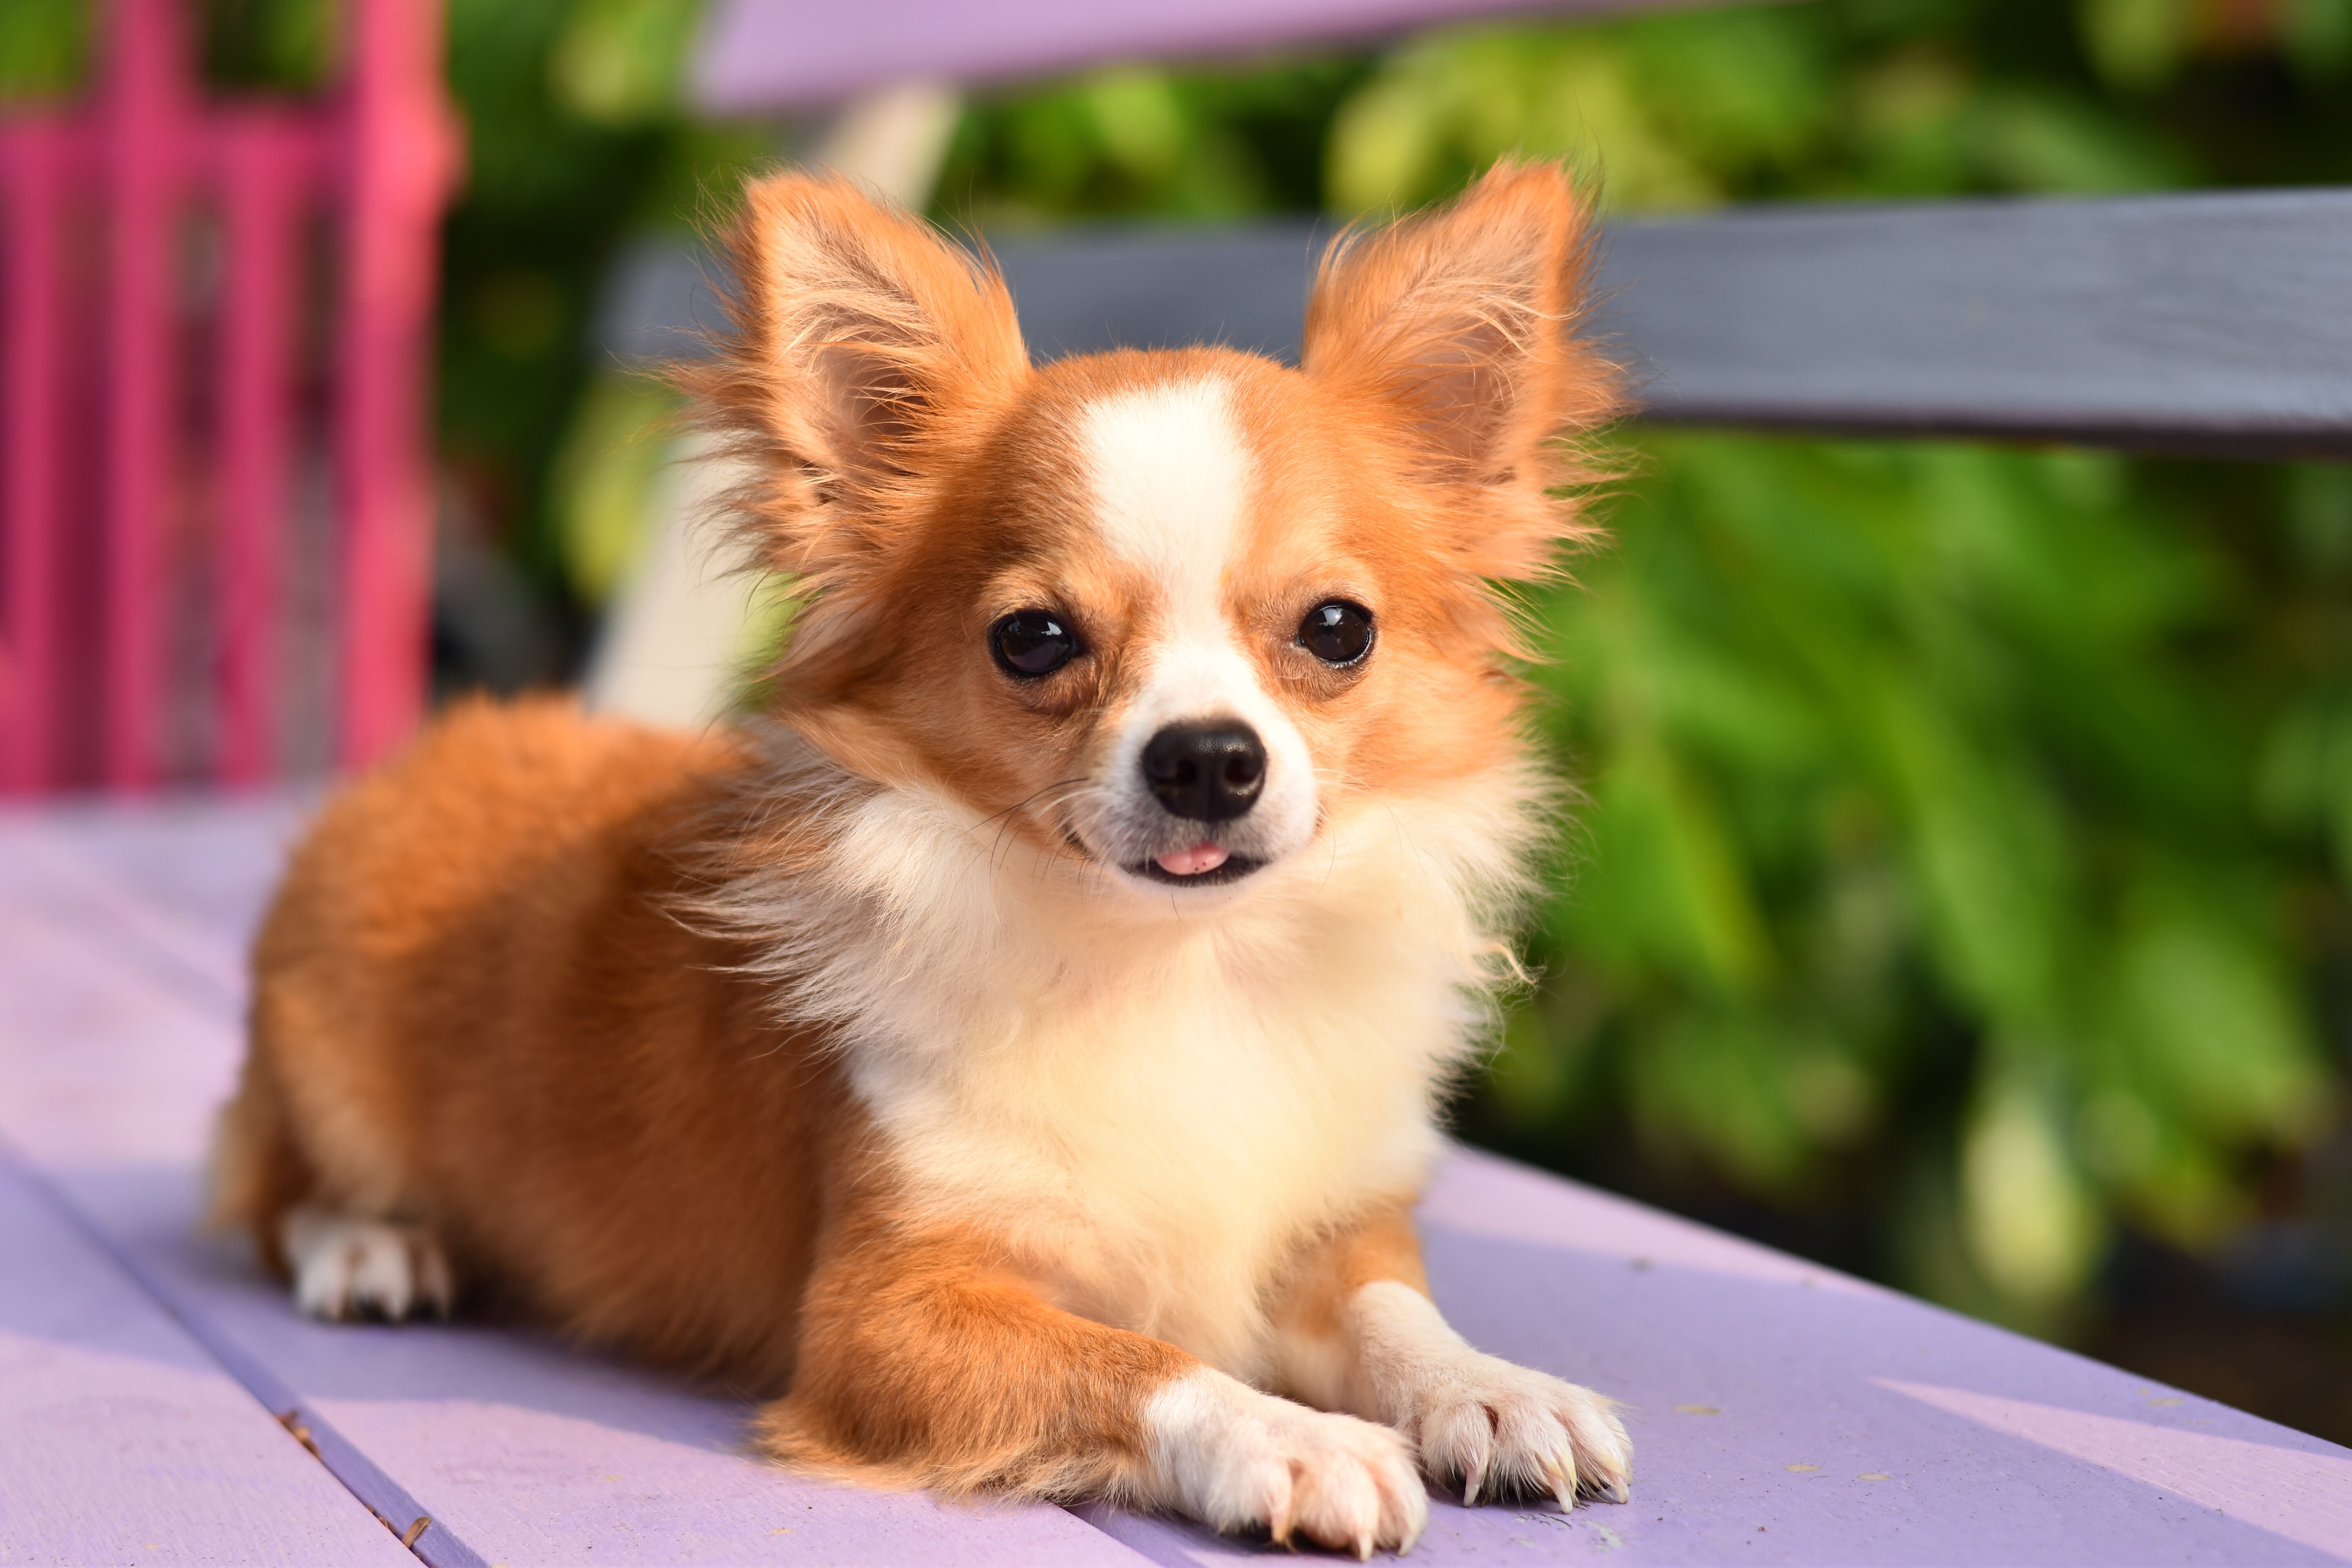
xmin=1143 ymin=1369 xmax=1427 ymax=1557
xmin=283 ymin=1208 xmax=453 ymax=1322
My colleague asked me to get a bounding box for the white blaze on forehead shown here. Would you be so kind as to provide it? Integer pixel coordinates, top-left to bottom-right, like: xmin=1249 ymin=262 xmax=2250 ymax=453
xmin=1075 ymin=373 xmax=1321 ymax=875
xmin=1080 ymin=377 xmax=1250 ymax=609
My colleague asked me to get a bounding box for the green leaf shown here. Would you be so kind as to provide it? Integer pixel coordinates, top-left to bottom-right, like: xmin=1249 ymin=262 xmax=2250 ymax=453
xmin=2105 ymin=886 xmax=2325 ymax=1145
xmin=1960 ymin=1062 xmax=2107 ymax=1306
xmin=1568 ymin=735 xmax=1773 ymax=995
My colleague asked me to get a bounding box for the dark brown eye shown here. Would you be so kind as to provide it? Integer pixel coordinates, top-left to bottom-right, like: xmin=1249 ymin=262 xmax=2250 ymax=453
xmin=1298 ymin=601 xmax=1374 ymax=666
xmin=992 ymin=610 xmax=1078 ymax=677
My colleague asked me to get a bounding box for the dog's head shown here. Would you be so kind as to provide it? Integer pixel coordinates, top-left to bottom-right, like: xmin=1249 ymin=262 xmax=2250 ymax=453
xmin=697 ymin=164 xmax=1619 ymax=900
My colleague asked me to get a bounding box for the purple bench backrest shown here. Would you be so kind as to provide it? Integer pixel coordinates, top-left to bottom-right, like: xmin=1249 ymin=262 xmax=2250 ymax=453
xmin=693 ymin=0 xmax=1706 ymax=111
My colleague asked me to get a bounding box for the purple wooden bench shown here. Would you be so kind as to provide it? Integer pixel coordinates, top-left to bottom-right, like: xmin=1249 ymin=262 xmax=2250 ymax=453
xmin=3 ymin=793 xmax=2348 ymax=1563
xmin=7 ymin=1 xmax=2352 ymax=1562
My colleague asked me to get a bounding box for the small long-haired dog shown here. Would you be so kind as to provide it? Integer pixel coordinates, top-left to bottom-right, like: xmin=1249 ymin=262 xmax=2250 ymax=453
xmin=211 ymin=161 xmax=1631 ymax=1556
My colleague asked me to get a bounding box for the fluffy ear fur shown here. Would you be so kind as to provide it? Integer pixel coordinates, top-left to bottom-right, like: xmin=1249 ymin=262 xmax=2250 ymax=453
xmin=690 ymin=174 xmax=1029 ymax=587
xmin=1303 ymin=162 xmax=1622 ymax=580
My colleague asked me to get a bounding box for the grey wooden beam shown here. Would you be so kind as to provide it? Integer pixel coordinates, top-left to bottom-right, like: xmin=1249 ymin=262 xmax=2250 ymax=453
xmin=1607 ymin=189 xmax=2352 ymax=459
xmin=598 ymin=187 xmax=2352 ymax=458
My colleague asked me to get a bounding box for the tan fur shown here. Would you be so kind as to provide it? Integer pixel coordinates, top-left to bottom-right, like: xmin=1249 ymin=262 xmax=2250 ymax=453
xmin=214 ymin=162 xmax=1630 ymax=1553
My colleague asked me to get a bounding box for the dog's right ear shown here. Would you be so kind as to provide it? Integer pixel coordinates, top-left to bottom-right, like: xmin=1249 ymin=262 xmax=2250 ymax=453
xmin=699 ymin=174 xmax=1027 ymax=580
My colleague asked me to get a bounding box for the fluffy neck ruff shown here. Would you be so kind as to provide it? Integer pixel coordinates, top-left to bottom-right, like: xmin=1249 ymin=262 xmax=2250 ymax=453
xmin=692 ymin=726 xmax=1551 ymax=1374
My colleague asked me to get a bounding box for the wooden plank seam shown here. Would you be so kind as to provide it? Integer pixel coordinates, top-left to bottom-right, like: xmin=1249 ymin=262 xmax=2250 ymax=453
xmin=0 ymin=1134 xmax=489 ymax=1568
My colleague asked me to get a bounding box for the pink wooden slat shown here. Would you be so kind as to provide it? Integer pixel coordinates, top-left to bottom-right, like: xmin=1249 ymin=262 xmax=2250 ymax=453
xmin=335 ymin=0 xmax=462 ymax=770
xmin=0 ymin=122 xmax=71 ymax=793
xmin=214 ymin=112 xmax=319 ymax=787
xmin=101 ymin=0 xmax=194 ymax=791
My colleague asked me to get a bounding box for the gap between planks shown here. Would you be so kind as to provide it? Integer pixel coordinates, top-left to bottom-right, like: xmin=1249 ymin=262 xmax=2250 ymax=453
xmin=1 ymin=1134 xmax=486 ymax=1566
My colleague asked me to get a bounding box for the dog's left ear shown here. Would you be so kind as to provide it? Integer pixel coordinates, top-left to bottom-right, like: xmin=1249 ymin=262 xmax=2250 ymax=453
xmin=1303 ymin=162 xmax=1620 ymax=577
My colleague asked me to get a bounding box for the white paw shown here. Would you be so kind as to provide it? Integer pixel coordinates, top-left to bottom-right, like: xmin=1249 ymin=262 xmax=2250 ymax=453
xmin=1408 ymin=1350 xmax=1628 ymax=1508
xmin=283 ymin=1207 xmax=452 ymax=1322
xmin=1354 ymin=1282 xmax=1630 ymax=1508
xmin=1143 ymin=1368 xmax=1428 ymax=1557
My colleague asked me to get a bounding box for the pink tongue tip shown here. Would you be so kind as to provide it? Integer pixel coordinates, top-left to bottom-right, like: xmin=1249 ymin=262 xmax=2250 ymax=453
xmin=1154 ymin=842 xmax=1230 ymax=877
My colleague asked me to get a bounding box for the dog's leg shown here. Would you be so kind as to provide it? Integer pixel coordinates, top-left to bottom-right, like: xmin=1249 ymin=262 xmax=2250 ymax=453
xmin=1270 ymin=1202 xmax=1631 ymax=1510
xmin=281 ymin=1208 xmax=454 ymax=1322
xmin=760 ymin=1218 xmax=1427 ymax=1555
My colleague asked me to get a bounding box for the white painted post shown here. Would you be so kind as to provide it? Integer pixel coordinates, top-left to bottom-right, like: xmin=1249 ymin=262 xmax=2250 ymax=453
xmin=583 ymin=81 xmax=961 ymax=728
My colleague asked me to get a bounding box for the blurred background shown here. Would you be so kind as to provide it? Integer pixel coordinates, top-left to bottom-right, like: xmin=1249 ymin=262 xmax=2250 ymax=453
xmin=7 ymin=0 xmax=2352 ymax=1443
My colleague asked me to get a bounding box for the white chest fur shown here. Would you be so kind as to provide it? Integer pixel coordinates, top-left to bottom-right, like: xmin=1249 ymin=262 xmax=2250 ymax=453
xmin=728 ymin=768 xmax=1539 ymax=1380
xmin=850 ymin=917 xmax=1455 ymax=1377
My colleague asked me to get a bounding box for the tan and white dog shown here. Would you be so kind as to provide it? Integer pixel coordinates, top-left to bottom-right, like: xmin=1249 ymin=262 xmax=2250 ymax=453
xmin=211 ymin=162 xmax=1629 ymax=1557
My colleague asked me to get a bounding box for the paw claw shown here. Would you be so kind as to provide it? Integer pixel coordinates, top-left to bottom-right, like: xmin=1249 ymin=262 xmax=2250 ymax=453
xmin=1399 ymin=1350 xmax=1630 ymax=1514
xmin=1147 ymin=1373 xmax=1425 ymax=1557
xmin=1545 ymin=1451 xmax=1577 ymax=1514
xmin=1398 ymin=1508 xmax=1425 ymax=1556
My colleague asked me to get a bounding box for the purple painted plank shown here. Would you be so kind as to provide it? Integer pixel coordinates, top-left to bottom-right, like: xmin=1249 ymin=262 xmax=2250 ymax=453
xmin=693 ymin=0 xmax=1746 ymax=112
xmin=1080 ymin=1151 xmax=2352 ymax=1564
xmin=0 ymin=838 xmax=482 ymax=1566
xmin=63 ymin=1165 xmax=1151 ymax=1568
xmin=0 ymin=816 xmax=1154 ymax=1568
xmin=0 ymin=1146 xmax=415 ymax=1566
xmin=12 ymin=797 xmax=2352 ymax=1565
xmin=0 ymin=848 xmax=245 ymax=1170
xmin=0 ymin=789 xmax=316 ymax=1015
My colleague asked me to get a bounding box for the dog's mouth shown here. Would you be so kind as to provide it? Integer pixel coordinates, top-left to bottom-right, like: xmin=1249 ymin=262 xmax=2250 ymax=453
xmin=1131 ymin=841 xmax=1266 ymax=887
xmin=1056 ymin=822 xmax=1272 ymax=888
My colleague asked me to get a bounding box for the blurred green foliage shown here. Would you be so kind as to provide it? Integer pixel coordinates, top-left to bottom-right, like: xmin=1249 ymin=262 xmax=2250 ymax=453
xmin=1498 ymin=437 xmax=2348 ymax=1327
xmin=940 ymin=0 xmax=2352 ymax=1331
xmin=6 ymin=0 xmax=2350 ymax=1332
xmin=0 ymin=0 xmax=84 ymax=98
xmin=933 ymin=59 xmax=1371 ymax=225
xmin=431 ymin=0 xmax=770 ymax=592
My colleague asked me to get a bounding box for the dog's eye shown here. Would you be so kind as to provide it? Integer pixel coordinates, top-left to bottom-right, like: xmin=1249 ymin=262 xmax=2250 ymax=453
xmin=991 ymin=610 xmax=1079 ymax=677
xmin=1298 ymin=601 xmax=1374 ymax=666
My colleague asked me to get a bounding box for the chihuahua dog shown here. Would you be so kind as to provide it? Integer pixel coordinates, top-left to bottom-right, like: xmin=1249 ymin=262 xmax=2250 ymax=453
xmin=211 ymin=161 xmax=1629 ymax=1556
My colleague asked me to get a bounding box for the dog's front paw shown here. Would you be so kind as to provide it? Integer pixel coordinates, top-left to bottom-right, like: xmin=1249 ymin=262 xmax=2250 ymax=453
xmin=1353 ymin=1281 xmax=1629 ymax=1509
xmin=283 ymin=1208 xmax=453 ymax=1322
xmin=1143 ymin=1368 xmax=1427 ymax=1557
xmin=1407 ymin=1351 xmax=1629 ymax=1509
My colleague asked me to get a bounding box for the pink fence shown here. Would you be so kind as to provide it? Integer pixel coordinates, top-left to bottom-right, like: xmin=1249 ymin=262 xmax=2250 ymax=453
xmin=0 ymin=0 xmax=461 ymax=793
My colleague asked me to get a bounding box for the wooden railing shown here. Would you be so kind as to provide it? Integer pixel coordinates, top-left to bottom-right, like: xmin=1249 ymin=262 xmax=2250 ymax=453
xmin=0 ymin=0 xmax=460 ymax=793
xmin=608 ymin=191 xmax=2352 ymax=462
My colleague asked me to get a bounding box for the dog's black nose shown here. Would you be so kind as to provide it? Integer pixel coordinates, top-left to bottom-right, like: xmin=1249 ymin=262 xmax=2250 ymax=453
xmin=1142 ymin=721 xmax=1266 ymax=823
